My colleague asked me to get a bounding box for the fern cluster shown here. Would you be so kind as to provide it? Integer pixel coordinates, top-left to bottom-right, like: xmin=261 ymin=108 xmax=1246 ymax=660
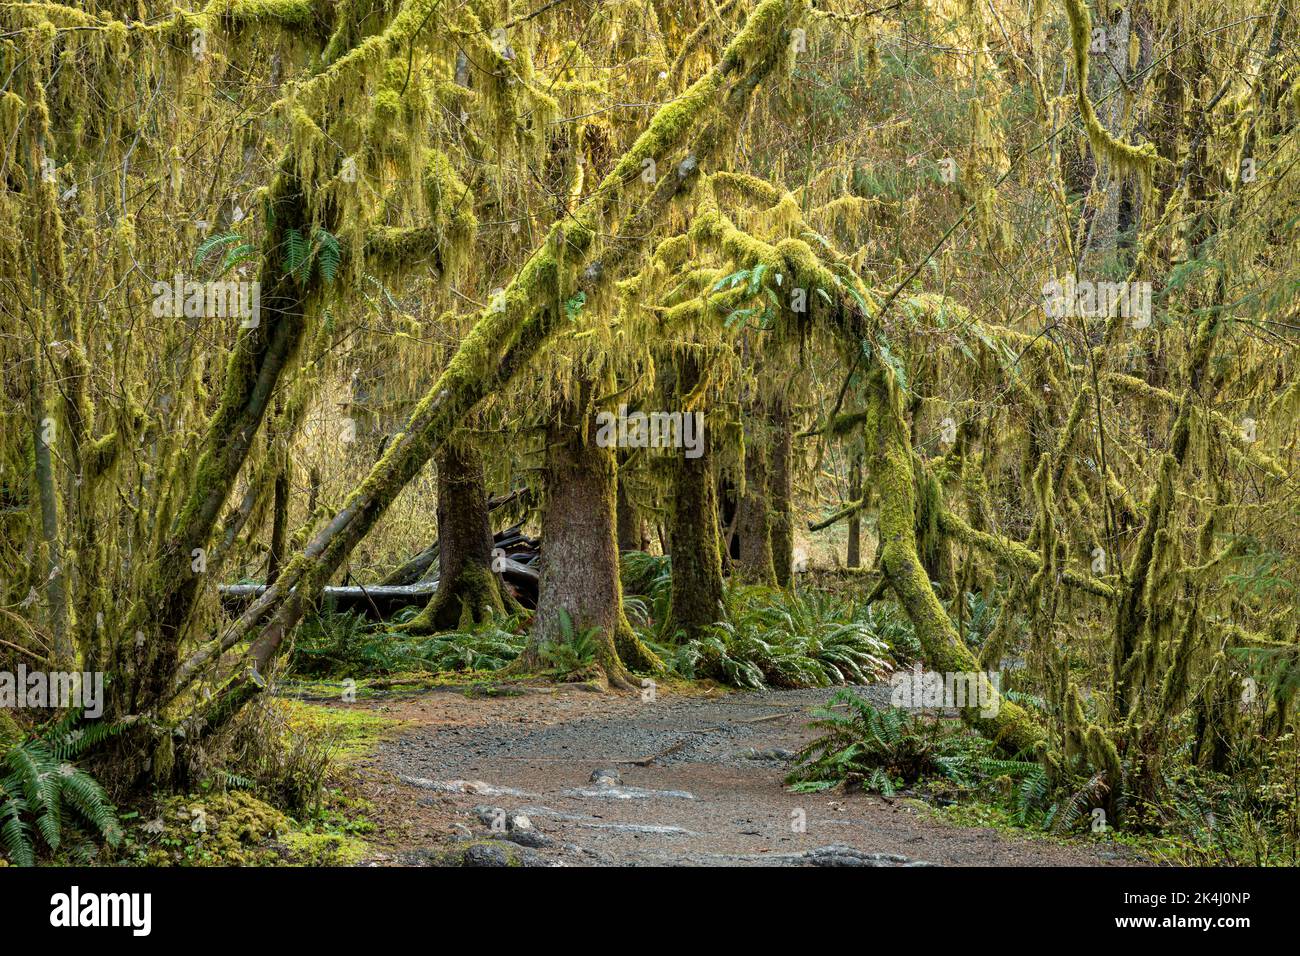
xmin=786 ymin=690 xmax=1047 ymax=802
xmin=0 ymin=712 xmax=123 ymax=866
xmin=620 ymin=551 xmax=673 ymax=630
xmin=289 ymin=609 xmax=527 ymax=677
xmin=649 ymin=585 xmax=894 ymax=689
xmin=533 ymin=609 xmax=602 ymax=679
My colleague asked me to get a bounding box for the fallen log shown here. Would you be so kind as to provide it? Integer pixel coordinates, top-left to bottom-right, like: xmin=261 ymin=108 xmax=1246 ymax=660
xmin=219 ymin=582 xmax=433 ymax=618
xmin=219 ymin=557 xmax=540 ymax=619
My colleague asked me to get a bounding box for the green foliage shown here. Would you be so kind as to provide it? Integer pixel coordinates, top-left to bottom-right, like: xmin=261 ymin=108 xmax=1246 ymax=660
xmin=289 ymin=609 xmax=526 ymax=677
xmin=0 ymin=715 xmax=123 ymax=866
xmin=786 ymin=690 xmax=955 ymax=794
xmin=199 ymin=699 xmax=340 ymax=820
xmin=859 ymin=600 xmax=920 ymax=664
xmin=281 ymin=226 xmax=341 ymax=285
xmin=564 ymin=291 xmax=587 ymax=322
xmin=660 ymin=586 xmax=892 ymax=689
xmin=410 ymin=628 xmax=527 ymax=672
xmin=1225 ymin=546 xmax=1294 ymax=599
xmin=620 ymin=551 xmax=673 ymax=631
xmin=1138 ymin=734 xmax=1300 ymax=866
xmin=194 ymin=232 xmax=248 ymax=271
xmin=786 ymin=691 xmax=1048 ymax=813
xmin=961 ymin=589 xmax=1000 ymax=648
xmin=534 ymin=608 xmax=600 ymax=679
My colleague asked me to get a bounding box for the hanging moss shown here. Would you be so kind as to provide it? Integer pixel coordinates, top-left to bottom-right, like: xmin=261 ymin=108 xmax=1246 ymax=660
xmin=1062 ymin=0 xmax=1159 ymax=191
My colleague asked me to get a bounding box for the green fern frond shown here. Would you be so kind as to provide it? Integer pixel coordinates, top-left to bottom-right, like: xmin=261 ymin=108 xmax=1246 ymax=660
xmin=194 ymin=232 xmax=244 ymax=268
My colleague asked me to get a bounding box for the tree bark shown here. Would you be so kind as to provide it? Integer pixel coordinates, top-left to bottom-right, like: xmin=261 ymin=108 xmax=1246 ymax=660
xmin=521 ymin=380 xmax=659 ymax=687
xmin=846 ymin=449 xmax=862 ymax=568
xmin=667 ymin=352 xmax=724 ymax=639
xmin=402 ymin=437 xmax=503 ymax=632
xmin=615 ymin=455 xmax=641 ymax=553
xmin=769 ymin=392 xmax=794 ymax=587
xmin=734 ymin=403 xmax=776 ymax=585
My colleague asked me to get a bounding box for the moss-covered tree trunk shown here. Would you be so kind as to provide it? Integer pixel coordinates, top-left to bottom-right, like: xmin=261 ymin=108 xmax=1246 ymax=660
xmin=846 ymin=449 xmax=863 ymax=568
xmin=769 ymin=392 xmax=794 ymax=587
xmin=118 ymin=167 xmax=315 ymax=723
xmin=266 ymin=461 xmax=291 ymax=586
xmin=867 ymin=367 xmax=1044 ymax=755
xmin=29 ymin=349 xmax=70 ymax=665
xmin=734 ymin=400 xmax=776 ymax=584
xmin=615 ymin=455 xmax=641 ymax=553
xmin=521 ymin=381 xmax=660 ymax=687
xmin=667 ymin=352 xmax=724 ymax=639
xmin=403 ymin=437 xmax=503 ymax=633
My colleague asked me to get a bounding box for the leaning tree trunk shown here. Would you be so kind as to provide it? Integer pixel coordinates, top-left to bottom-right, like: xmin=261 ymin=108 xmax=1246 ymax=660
xmin=520 ymin=381 xmax=660 ymax=687
xmin=667 ymin=351 xmax=724 ymax=639
xmin=403 ymin=437 xmax=503 ymax=633
xmin=769 ymin=392 xmax=794 ymax=587
xmin=266 ymin=461 xmax=291 ymax=586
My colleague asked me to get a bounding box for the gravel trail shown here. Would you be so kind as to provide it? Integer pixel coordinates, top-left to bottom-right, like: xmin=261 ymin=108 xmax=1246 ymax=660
xmin=337 ymin=683 xmax=1140 ymax=867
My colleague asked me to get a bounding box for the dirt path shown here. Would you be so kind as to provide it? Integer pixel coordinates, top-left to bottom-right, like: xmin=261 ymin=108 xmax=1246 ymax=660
xmin=339 ymin=683 xmax=1141 ymax=867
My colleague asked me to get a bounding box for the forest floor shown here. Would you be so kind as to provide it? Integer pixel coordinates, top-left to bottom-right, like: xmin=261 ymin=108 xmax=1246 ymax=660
xmin=323 ymin=681 xmax=1149 ymax=867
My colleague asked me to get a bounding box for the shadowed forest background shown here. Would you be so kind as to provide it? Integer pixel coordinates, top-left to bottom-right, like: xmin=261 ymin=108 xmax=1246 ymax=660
xmin=1 ymin=0 xmax=1298 ymax=868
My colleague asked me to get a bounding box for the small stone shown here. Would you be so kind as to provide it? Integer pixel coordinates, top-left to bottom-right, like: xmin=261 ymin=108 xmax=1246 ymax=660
xmin=589 ymin=767 xmax=622 ymax=786
xmin=463 ymin=843 xmax=512 ymax=867
xmin=504 ymin=829 xmax=552 ymax=849
xmin=508 ymin=813 xmax=532 ymax=832
xmin=803 ymin=844 xmax=917 ymax=867
xmin=738 ymin=747 xmax=796 ymax=761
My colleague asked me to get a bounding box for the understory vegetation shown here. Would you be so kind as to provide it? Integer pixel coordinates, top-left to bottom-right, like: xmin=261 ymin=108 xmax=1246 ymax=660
xmin=1 ymin=0 xmax=1297 ymax=869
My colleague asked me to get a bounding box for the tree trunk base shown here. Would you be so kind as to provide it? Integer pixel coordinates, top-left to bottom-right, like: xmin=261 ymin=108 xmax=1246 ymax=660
xmin=400 ymin=564 xmax=505 ymax=634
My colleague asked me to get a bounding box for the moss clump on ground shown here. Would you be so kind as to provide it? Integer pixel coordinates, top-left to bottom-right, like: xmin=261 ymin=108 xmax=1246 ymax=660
xmin=282 ymin=829 xmax=369 ymax=865
xmin=121 ymin=789 xmax=373 ymax=867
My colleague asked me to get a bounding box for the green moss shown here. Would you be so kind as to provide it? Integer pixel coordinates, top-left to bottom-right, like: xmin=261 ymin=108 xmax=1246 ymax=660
xmin=371 ymin=87 xmax=402 ymax=123
xmin=434 ymin=838 xmax=526 ymax=867
xmin=0 ymin=711 xmax=22 ymax=750
xmin=403 ymin=562 xmax=504 ymax=634
xmin=279 ymin=699 xmax=401 ymax=763
xmin=132 ymin=791 xmax=290 ymax=867
xmin=125 ymin=789 xmax=372 ymax=867
xmin=218 ymin=0 xmax=328 ymax=31
xmin=282 ymin=829 xmax=368 ymax=865
xmin=1062 ymin=0 xmax=1158 ymax=189
xmin=867 ymin=368 xmax=1045 ymax=755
